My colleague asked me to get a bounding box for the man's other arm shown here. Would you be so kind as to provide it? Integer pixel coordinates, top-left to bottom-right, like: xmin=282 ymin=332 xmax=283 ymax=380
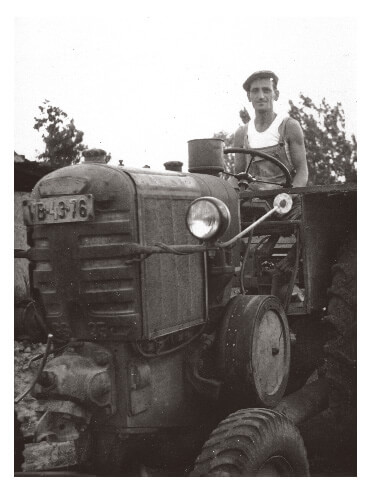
xmin=233 ymin=126 xmax=247 ymax=174
xmin=287 ymin=119 xmax=308 ymax=187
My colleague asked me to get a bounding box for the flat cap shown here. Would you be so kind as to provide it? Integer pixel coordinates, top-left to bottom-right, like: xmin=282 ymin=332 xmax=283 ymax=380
xmin=243 ymin=70 xmax=279 ymax=92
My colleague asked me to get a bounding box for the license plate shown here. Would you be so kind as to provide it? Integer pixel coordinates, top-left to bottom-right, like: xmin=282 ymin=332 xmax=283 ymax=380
xmin=23 ymin=194 xmax=94 ymax=225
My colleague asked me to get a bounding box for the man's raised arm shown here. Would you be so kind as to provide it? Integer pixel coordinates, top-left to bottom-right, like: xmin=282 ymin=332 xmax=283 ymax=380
xmin=233 ymin=126 xmax=247 ymax=174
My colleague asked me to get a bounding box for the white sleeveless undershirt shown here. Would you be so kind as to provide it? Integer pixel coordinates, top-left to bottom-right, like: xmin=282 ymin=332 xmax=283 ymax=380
xmin=246 ymin=115 xmax=282 ymax=148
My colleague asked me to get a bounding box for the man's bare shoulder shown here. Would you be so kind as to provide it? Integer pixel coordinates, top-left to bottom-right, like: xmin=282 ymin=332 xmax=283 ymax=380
xmin=285 ymin=117 xmax=303 ymax=136
xmin=280 ymin=117 xmax=304 ymax=143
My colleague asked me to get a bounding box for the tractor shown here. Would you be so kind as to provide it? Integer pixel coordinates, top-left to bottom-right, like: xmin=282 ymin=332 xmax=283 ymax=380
xmin=14 ymin=140 xmax=356 ymax=476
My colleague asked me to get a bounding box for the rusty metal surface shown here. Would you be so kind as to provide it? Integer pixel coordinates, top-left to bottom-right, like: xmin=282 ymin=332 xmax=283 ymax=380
xmin=33 ymin=342 xmax=115 ymax=411
xmin=130 ymin=170 xmax=239 ymax=339
xmin=28 ymin=164 xmax=240 ymax=342
xmin=139 ymin=190 xmax=205 ymax=337
xmin=188 ymin=138 xmax=225 ymax=174
xmin=29 ymin=164 xmax=141 ymax=342
xmin=240 ymin=182 xmax=357 ymax=200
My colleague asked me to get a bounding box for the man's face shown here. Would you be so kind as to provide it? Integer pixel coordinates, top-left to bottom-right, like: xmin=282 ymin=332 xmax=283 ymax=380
xmin=248 ymin=78 xmax=279 ymax=113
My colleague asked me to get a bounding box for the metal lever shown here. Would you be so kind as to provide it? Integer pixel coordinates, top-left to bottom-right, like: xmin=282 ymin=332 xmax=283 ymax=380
xmin=218 ymin=193 xmax=293 ymax=248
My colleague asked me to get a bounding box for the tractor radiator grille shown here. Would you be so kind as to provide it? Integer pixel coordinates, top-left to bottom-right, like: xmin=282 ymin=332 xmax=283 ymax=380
xmin=31 ymin=209 xmax=141 ymax=341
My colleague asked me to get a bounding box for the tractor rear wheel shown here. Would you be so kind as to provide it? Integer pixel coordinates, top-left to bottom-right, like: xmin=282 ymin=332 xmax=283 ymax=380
xmin=324 ymin=235 xmax=356 ymax=400
xmin=191 ymin=408 xmax=309 ymax=476
xmin=319 ymin=235 xmax=357 ymax=474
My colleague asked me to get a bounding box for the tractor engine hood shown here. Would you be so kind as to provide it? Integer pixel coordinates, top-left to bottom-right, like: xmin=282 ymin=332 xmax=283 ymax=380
xmin=25 ymin=164 xmax=239 ymax=343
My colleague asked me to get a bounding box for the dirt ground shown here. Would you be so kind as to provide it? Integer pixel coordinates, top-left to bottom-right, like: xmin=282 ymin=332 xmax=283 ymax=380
xmin=14 ymin=341 xmax=356 ymax=476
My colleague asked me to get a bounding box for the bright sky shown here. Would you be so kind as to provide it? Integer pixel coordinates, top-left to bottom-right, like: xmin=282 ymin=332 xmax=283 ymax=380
xmin=14 ymin=10 xmax=357 ymax=171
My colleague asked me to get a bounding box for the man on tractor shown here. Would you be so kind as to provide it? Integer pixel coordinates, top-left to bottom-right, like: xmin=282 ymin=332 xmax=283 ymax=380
xmin=233 ymin=69 xmax=308 ymax=189
xmin=233 ymin=70 xmax=309 ymax=282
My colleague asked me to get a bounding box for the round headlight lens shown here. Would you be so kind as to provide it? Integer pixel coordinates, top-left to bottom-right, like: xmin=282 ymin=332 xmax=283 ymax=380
xmin=186 ymin=197 xmax=231 ymax=240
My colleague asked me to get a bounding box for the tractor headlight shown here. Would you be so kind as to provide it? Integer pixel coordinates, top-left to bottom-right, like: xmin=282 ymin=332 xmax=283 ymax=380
xmin=186 ymin=197 xmax=231 ymax=241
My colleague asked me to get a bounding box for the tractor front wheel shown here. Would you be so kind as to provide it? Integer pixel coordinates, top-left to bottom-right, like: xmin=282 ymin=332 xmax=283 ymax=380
xmin=191 ymin=408 xmax=309 ymax=476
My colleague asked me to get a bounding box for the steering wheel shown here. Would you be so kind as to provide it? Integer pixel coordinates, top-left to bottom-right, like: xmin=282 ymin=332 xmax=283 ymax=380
xmin=224 ymin=147 xmax=293 ymax=188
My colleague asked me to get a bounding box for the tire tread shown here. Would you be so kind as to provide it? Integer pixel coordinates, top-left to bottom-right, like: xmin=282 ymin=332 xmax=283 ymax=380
xmin=191 ymin=408 xmax=309 ymax=476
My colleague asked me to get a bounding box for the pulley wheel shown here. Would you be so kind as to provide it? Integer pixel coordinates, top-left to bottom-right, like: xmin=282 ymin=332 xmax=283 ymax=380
xmin=218 ymin=294 xmax=290 ymax=408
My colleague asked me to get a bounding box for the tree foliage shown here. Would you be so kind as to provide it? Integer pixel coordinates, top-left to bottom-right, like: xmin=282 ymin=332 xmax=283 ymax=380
xmin=289 ymin=95 xmax=357 ymax=185
xmin=34 ymin=100 xmax=87 ymax=167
